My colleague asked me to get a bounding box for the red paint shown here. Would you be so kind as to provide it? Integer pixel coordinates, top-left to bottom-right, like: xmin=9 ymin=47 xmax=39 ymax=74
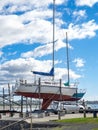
xmin=15 ymin=91 xmax=80 ymax=110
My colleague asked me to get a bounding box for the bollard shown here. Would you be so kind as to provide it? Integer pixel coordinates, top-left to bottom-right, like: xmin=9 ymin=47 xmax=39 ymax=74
xmin=10 ymin=112 xmax=14 ymax=117
xmin=19 ymin=113 xmax=23 ymax=118
xmin=58 ymin=110 xmax=61 ymax=120
xmin=20 ymin=124 xmax=24 ymax=130
xmin=25 ymin=111 xmax=29 ymax=117
xmin=0 ymin=114 xmax=1 ymax=119
xmin=93 ymin=111 xmax=97 ymax=118
xmin=83 ymin=109 xmax=86 ymax=118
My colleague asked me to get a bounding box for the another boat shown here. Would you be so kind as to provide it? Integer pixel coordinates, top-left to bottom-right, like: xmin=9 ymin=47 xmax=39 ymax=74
xmin=14 ymin=0 xmax=85 ymax=110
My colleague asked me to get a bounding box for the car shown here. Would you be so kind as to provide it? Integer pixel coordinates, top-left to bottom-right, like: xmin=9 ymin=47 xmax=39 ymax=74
xmin=78 ymin=104 xmax=94 ymax=113
xmin=55 ymin=102 xmax=80 ymax=114
xmin=63 ymin=104 xmax=80 ymax=114
xmin=50 ymin=101 xmax=87 ymax=114
xmin=78 ymin=104 xmax=85 ymax=113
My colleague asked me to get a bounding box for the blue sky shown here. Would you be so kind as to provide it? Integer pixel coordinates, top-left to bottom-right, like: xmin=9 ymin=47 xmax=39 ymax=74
xmin=0 ymin=0 xmax=98 ymax=101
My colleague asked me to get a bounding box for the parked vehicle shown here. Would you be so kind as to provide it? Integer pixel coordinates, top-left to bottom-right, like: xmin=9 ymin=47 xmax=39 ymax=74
xmin=78 ymin=104 xmax=85 ymax=113
xmin=78 ymin=104 xmax=95 ymax=113
xmin=51 ymin=101 xmax=80 ymax=114
xmin=63 ymin=104 xmax=80 ymax=114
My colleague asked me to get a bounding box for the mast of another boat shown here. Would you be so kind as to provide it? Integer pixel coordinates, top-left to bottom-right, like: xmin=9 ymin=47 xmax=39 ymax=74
xmin=66 ymin=32 xmax=78 ymax=102
xmin=66 ymin=32 xmax=70 ymax=86
xmin=52 ymin=0 xmax=55 ymax=80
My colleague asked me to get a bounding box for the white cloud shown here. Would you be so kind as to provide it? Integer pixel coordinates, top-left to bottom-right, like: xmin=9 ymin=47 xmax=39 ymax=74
xmin=0 ymin=0 xmax=98 ymax=49
xmin=73 ymin=10 xmax=86 ymax=17
xmin=0 ymin=57 xmax=7 ymax=64
xmin=73 ymin=58 xmax=85 ymax=67
xmin=73 ymin=10 xmax=87 ymax=22
xmin=0 ymin=0 xmax=97 ymax=88
xmin=0 ymin=58 xmax=50 ymax=84
xmin=0 ymin=50 xmax=7 ymax=63
xmin=0 ymin=14 xmax=53 ymax=48
xmin=0 ymin=15 xmax=25 ymax=47
xmin=8 ymin=51 xmax=17 ymax=56
xmin=67 ymin=20 xmax=98 ymax=40
xmin=0 ymin=0 xmax=66 ymax=48
xmin=0 ymin=0 xmax=66 ymax=14
xmin=0 ymin=50 xmax=3 ymax=57
xmin=21 ymin=40 xmax=66 ymax=58
xmin=0 ymin=0 xmax=49 ymax=13
xmin=56 ymin=68 xmax=81 ymax=81
xmin=68 ymin=69 xmax=81 ymax=79
xmin=0 ymin=57 xmax=81 ymax=85
xmin=76 ymin=0 xmax=98 ymax=7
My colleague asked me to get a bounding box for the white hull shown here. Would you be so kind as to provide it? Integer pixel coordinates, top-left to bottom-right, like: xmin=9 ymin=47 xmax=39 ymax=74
xmin=15 ymin=80 xmax=76 ymax=97
xmin=14 ymin=80 xmax=83 ymax=110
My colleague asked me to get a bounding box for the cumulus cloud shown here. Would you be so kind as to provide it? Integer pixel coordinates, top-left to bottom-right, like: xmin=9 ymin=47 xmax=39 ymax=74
xmin=72 ymin=10 xmax=87 ymax=22
xmin=55 ymin=68 xmax=81 ymax=81
xmin=0 ymin=50 xmax=3 ymax=57
xmin=67 ymin=20 xmax=98 ymax=40
xmin=0 ymin=13 xmax=54 ymax=48
xmin=0 ymin=0 xmax=98 ymax=49
xmin=21 ymin=40 xmax=66 ymax=58
xmin=75 ymin=0 xmax=98 ymax=7
xmin=0 ymin=58 xmax=52 ymax=84
xmin=0 ymin=57 xmax=81 ymax=86
xmin=0 ymin=0 xmax=66 ymax=14
xmin=73 ymin=58 xmax=85 ymax=67
xmin=0 ymin=0 xmax=98 ymax=88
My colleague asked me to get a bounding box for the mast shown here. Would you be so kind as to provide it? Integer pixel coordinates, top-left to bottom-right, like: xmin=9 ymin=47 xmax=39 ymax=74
xmin=52 ymin=0 xmax=55 ymax=80
xmin=66 ymin=32 xmax=70 ymax=86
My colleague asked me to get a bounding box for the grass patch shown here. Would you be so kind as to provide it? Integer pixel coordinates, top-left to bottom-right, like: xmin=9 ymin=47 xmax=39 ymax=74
xmin=56 ymin=117 xmax=98 ymax=124
xmin=51 ymin=118 xmax=98 ymax=130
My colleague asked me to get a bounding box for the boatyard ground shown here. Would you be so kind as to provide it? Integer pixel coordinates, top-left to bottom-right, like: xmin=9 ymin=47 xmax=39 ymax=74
xmin=0 ymin=113 xmax=98 ymax=129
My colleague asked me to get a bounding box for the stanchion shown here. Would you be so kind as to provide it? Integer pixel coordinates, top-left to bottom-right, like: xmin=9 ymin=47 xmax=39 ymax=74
xmin=0 ymin=114 xmax=1 ymax=119
xmin=58 ymin=110 xmax=61 ymax=120
xmin=83 ymin=109 xmax=86 ymax=118
xmin=93 ymin=111 xmax=97 ymax=118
